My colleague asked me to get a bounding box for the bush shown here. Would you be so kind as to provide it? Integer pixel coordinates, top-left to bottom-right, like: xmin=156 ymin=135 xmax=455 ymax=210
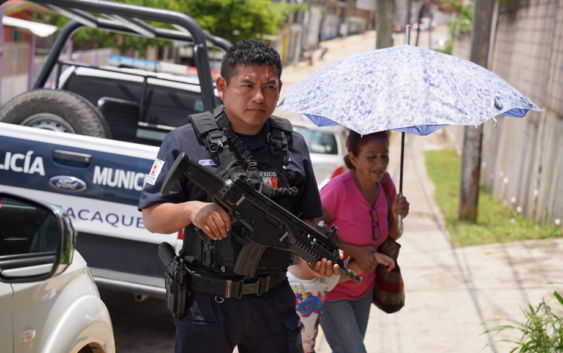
xmin=485 ymin=289 xmax=563 ymax=352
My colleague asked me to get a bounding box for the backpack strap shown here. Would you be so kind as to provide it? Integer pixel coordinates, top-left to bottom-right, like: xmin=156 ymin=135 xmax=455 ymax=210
xmin=380 ymin=175 xmax=393 ymax=226
xmin=187 ymin=106 xmax=229 ymax=165
xmin=268 ymin=115 xmax=293 ymax=165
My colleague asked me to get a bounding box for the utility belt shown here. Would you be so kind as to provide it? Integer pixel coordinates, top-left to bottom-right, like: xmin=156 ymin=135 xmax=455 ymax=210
xmin=186 ymin=262 xmax=287 ymax=299
xmin=159 ymin=242 xmax=286 ymax=319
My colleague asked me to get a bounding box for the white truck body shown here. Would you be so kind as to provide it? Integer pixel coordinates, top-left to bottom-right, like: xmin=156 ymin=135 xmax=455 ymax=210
xmin=0 ymin=122 xmax=180 ymax=298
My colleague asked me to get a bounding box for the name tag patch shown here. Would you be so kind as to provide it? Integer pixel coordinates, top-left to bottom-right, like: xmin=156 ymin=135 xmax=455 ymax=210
xmin=199 ymin=159 xmax=217 ymax=166
xmin=145 ymin=159 xmax=165 ymax=185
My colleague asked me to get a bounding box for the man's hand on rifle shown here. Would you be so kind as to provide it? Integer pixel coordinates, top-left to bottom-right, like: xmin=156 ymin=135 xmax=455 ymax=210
xmin=301 ymin=218 xmax=343 ymax=277
xmin=306 ymin=250 xmax=344 ymax=277
xmin=188 ymin=201 xmax=231 ymax=240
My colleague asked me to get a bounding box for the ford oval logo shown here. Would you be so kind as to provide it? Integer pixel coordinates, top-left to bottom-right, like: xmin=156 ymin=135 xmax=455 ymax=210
xmin=49 ymin=176 xmax=87 ymax=192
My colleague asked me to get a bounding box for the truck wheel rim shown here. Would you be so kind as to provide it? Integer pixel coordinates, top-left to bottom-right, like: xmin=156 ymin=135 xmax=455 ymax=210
xmin=20 ymin=113 xmax=76 ymax=133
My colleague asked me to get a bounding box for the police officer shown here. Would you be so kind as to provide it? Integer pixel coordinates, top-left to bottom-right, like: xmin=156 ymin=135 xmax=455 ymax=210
xmin=139 ymin=39 xmax=340 ymax=353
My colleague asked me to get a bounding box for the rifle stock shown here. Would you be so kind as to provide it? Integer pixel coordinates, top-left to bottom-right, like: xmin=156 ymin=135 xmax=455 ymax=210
xmin=161 ymin=153 xmax=362 ymax=283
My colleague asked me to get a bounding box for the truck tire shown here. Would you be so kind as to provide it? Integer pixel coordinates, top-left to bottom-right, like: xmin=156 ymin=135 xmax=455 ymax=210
xmin=77 ymin=346 xmax=94 ymax=353
xmin=0 ymin=89 xmax=112 ymax=138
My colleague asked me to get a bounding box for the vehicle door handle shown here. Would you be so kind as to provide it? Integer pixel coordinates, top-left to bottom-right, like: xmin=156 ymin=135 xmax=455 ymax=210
xmin=52 ymin=149 xmax=92 ymax=167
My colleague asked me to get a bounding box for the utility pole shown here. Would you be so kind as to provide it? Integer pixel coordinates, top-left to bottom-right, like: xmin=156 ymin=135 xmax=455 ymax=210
xmin=428 ymin=5 xmax=433 ymax=49
xmin=414 ymin=0 xmax=426 ymax=47
xmin=376 ymin=0 xmax=393 ymax=49
xmin=459 ymin=0 xmax=495 ymax=221
xmin=406 ymin=0 xmax=412 ymax=27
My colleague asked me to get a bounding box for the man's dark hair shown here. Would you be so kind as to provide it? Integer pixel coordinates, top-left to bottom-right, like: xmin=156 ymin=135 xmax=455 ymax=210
xmin=221 ymin=39 xmax=282 ymax=85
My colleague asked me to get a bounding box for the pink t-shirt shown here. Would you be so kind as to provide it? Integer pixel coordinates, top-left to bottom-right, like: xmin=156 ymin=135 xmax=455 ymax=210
xmin=321 ymin=170 xmax=396 ymax=301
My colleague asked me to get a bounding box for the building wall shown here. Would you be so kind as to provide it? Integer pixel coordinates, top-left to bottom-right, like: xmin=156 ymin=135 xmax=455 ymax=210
xmin=449 ymin=0 xmax=563 ymax=226
xmin=1 ymin=42 xmax=30 ymax=104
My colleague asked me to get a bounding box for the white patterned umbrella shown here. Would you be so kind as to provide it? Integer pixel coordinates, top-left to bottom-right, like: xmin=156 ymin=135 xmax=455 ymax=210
xmin=280 ymin=44 xmax=541 ymax=136
xmin=279 ymin=34 xmax=542 ymax=230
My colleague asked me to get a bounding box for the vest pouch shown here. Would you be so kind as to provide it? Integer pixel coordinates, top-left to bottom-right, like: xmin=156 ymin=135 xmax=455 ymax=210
xmin=213 ymin=232 xmax=242 ymax=269
xmin=183 ymin=225 xmax=202 ymax=263
xmin=182 ymin=114 xmax=297 ymax=275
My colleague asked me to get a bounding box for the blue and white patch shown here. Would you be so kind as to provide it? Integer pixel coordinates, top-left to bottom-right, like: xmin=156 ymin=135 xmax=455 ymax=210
xmin=199 ymin=159 xmax=217 ymax=166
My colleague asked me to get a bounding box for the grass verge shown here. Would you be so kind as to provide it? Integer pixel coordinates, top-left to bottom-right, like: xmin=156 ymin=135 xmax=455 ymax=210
xmin=425 ymin=148 xmax=563 ymax=248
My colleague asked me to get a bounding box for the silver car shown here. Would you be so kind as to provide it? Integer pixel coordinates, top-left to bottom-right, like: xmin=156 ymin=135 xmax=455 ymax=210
xmin=0 ymin=193 xmax=115 ymax=353
xmin=292 ymin=119 xmax=348 ymax=190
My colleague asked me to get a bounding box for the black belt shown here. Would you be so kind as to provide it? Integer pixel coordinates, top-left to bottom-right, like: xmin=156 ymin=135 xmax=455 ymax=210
xmin=189 ymin=270 xmax=286 ymax=299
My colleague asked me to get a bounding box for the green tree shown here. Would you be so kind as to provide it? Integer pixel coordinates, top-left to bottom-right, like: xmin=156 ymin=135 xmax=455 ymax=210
xmin=33 ymin=0 xmax=306 ymax=55
xmin=438 ymin=0 xmax=472 ymax=55
xmin=182 ymin=0 xmax=306 ymax=45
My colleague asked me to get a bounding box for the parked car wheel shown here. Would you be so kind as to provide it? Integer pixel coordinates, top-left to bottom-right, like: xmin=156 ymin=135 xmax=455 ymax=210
xmin=0 ymin=89 xmax=112 ymax=138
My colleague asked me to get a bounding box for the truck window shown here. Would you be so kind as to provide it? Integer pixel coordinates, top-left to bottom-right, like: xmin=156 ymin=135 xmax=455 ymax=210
xmin=144 ymin=80 xmax=205 ymax=127
xmin=64 ymin=72 xmax=143 ymax=106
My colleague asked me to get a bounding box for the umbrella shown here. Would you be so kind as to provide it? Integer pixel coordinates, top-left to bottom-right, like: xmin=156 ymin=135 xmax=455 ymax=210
xmin=279 ymin=26 xmax=542 ymax=230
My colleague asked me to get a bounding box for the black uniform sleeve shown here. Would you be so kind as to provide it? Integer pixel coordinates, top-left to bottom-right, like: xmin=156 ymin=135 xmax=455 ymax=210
xmin=289 ymin=132 xmax=323 ymax=220
xmin=138 ymin=128 xmax=189 ymax=210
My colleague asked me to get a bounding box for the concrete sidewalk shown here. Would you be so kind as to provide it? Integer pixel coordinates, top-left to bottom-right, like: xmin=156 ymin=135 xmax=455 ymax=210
xmin=277 ymin=29 xmax=563 ymax=353
xmin=316 ymin=131 xmax=563 ymax=353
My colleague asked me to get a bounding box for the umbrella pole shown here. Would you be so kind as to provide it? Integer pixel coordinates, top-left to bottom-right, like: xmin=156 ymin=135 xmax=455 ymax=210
xmin=399 ymin=132 xmax=405 ymax=194
xmin=397 ymin=132 xmax=405 ymax=233
xmin=396 ymin=25 xmax=410 ymax=233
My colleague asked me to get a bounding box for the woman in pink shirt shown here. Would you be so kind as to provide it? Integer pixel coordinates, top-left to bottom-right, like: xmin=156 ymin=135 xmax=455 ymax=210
xmin=317 ymin=130 xmax=409 ymax=353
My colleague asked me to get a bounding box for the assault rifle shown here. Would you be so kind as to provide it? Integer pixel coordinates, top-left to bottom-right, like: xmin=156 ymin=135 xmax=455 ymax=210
xmin=161 ymin=152 xmax=362 ymax=283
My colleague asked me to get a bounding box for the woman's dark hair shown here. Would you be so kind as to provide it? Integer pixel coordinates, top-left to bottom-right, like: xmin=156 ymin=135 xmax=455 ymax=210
xmin=344 ymin=130 xmax=390 ymax=170
xmin=221 ymin=39 xmax=282 ymax=85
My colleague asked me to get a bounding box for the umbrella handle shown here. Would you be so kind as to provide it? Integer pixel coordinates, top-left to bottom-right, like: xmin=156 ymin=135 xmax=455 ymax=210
xmin=397 ymin=215 xmax=404 ymax=233
xmin=396 ymin=191 xmax=404 ymax=233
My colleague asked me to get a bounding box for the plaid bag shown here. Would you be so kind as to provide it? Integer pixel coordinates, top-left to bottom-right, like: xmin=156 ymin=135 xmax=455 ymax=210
xmin=372 ymin=176 xmax=405 ymax=314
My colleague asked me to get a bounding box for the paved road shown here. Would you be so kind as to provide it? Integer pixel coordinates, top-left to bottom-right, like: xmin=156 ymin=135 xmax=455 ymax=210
xmin=298 ymin=30 xmax=563 ymax=353
xmin=314 ymin=130 xmax=563 ymax=353
xmin=99 ymin=288 xmax=175 ymax=353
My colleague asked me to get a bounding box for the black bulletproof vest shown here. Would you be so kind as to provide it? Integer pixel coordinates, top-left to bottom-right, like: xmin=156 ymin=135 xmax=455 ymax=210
xmin=182 ymin=106 xmax=295 ymax=277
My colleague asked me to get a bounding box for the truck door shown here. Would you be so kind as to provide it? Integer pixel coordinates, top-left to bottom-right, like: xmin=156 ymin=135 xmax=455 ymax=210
xmin=0 ymin=124 xmax=178 ymax=282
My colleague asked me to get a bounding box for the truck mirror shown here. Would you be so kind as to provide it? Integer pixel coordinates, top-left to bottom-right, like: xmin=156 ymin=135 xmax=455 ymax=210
xmin=0 ymin=193 xmax=75 ymax=283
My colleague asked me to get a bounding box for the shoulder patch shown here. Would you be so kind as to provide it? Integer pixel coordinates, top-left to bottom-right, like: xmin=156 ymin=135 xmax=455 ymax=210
xmin=145 ymin=159 xmax=165 ymax=186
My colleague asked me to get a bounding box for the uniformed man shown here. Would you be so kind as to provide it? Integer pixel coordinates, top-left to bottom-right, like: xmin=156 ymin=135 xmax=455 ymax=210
xmin=139 ymin=39 xmax=340 ymax=353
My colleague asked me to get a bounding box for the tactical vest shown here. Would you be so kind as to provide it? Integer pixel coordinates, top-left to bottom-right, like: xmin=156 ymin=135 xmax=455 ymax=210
xmin=182 ymin=105 xmax=296 ymax=277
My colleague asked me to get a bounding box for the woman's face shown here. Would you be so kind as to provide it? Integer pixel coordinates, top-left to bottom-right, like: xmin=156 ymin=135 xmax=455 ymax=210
xmin=349 ymin=138 xmax=389 ymax=184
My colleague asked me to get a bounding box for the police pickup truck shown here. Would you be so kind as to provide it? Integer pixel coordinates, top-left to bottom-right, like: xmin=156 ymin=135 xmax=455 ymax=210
xmin=0 ymin=0 xmax=231 ymax=299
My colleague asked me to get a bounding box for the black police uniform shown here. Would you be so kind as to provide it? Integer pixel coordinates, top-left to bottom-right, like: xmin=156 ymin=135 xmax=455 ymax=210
xmin=138 ymin=110 xmax=322 ymax=353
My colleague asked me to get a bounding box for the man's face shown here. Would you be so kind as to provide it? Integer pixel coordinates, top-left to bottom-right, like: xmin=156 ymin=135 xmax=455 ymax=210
xmin=216 ymin=64 xmax=282 ymax=134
